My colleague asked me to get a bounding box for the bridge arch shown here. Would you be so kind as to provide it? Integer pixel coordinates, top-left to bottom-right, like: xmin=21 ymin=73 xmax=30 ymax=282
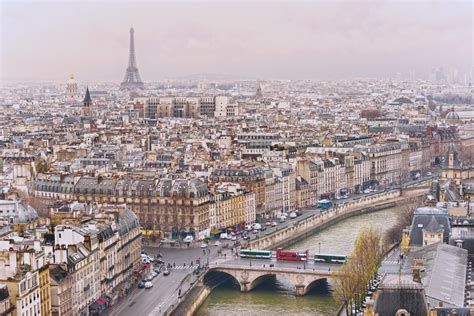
xmin=248 ymin=273 xmax=277 ymax=292
xmin=304 ymin=277 xmax=328 ymax=295
xmin=203 ymin=270 xmax=240 ymax=288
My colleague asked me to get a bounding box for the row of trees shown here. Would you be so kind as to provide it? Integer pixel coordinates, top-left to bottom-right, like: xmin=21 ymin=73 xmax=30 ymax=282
xmin=333 ymin=226 xmax=384 ymax=316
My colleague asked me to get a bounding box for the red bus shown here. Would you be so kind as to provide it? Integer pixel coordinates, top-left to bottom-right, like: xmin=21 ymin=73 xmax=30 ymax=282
xmin=276 ymin=249 xmax=309 ymax=261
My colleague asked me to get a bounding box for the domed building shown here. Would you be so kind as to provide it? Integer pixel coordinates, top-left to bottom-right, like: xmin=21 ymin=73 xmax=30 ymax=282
xmin=444 ymin=106 xmax=461 ymax=125
xmin=65 ymin=74 xmax=79 ymax=101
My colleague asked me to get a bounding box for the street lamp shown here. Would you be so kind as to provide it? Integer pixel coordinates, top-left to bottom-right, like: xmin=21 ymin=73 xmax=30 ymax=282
xmin=318 ymin=242 xmax=321 ymax=254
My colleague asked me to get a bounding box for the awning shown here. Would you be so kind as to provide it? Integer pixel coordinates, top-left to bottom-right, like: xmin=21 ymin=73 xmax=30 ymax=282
xmin=97 ymin=297 xmax=107 ymax=305
xmin=102 ymin=294 xmax=112 ymax=301
xmin=210 ymin=229 xmax=221 ymax=235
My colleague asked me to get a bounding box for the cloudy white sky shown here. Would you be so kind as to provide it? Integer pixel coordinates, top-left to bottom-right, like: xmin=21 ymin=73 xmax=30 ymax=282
xmin=1 ymin=0 xmax=473 ymax=82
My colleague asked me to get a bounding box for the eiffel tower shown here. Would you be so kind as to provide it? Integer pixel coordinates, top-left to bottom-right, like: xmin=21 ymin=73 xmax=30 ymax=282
xmin=120 ymin=27 xmax=145 ymax=90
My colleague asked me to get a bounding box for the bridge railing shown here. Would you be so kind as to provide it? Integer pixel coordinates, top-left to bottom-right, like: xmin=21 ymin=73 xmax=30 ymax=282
xmin=210 ymin=262 xmax=337 ymax=275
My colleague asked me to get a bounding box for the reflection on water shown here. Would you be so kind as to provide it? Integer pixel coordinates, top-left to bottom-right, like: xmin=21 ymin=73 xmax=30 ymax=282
xmin=196 ymin=206 xmax=400 ymax=316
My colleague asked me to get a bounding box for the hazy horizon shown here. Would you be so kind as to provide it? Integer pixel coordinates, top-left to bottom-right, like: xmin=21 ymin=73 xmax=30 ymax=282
xmin=1 ymin=0 xmax=473 ymax=83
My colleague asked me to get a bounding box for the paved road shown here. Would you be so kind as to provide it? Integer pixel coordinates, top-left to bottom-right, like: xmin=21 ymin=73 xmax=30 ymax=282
xmin=113 ymin=267 xmax=192 ymax=316
xmin=110 ymin=242 xmax=235 ymax=316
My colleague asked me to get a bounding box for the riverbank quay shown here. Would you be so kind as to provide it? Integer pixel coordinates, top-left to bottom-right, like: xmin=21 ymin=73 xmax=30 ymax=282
xmin=249 ymin=189 xmax=426 ymax=251
xmin=168 ymin=283 xmax=211 ymax=316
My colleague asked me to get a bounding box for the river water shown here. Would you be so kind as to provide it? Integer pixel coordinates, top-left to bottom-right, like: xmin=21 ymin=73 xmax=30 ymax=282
xmin=196 ymin=206 xmax=400 ymax=316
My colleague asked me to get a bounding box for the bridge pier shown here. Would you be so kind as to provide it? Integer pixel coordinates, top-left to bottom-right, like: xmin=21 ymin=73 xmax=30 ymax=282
xmin=240 ymin=281 xmax=251 ymax=292
xmin=295 ymin=285 xmax=306 ymax=296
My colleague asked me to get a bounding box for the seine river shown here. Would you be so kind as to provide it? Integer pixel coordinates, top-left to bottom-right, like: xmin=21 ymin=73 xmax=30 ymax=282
xmin=196 ymin=206 xmax=400 ymax=316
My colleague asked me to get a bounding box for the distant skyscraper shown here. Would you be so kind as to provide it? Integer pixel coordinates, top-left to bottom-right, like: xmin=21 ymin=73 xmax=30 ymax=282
xmin=120 ymin=27 xmax=145 ymax=90
xmin=255 ymin=81 xmax=263 ymax=100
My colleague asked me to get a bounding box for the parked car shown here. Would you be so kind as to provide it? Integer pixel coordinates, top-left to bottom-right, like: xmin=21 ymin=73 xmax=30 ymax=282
xmin=271 ymin=222 xmax=277 ymax=227
xmin=200 ymin=242 xmax=208 ymax=248
xmin=163 ymin=269 xmax=170 ymax=276
xmin=137 ymin=281 xmax=145 ymax=288
xmin=243 ymin=235 xmax=250 ymax=240
xmin=150 ymin=271 xmax=158 ymax=279
xmin=265 ymin=221 xmax=271 ymax=226
xmin=152 ymin=258 xmax=164 ymax=264
xmin=145 ymin=282 xmax=153 ymax=289
xmin=213 ymin=241 xmax=221 ymax=247
xmin=154 ymin=268 xmax=161 ymax=274
xmin=231 ymin=236 xmax=237 ymax=241
xmin=143 ymin=274 xmax=153 ymax=282
xmin=260 ymin=226 xmax=267 ymax=231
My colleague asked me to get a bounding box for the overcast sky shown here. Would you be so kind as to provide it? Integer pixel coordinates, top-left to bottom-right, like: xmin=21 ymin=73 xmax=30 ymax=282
xmin=1 ymin=0 xmax=473 ymax=82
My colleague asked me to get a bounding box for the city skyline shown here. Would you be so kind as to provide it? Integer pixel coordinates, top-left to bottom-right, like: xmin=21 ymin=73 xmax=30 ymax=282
xmin=1 ymin=0 xmax=473 ymax=83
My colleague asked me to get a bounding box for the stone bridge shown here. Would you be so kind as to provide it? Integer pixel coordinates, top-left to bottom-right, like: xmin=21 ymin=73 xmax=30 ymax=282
xmin=203 ymin=264 xmax=338 ymax=296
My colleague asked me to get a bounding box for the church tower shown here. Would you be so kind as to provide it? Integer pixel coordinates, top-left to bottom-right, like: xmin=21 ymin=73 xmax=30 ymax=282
xmin=82 ymin=87 xmax=92 ymax=116
xmin=255 ymin=81 xmax=263 ymax=100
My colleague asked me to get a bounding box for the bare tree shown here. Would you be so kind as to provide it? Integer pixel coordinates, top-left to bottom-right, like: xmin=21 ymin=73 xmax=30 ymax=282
xmin=384 ymin=197 xmax=420 ymax=244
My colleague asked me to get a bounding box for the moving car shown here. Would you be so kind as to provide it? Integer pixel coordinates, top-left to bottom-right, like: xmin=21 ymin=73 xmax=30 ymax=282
xmin=163 ymin=269 xmax=170 ymax=276
xmin=137 ymin=281 xmax=145 ymax=289
xmin=145 ymin=282 xmax=153 ymax=289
